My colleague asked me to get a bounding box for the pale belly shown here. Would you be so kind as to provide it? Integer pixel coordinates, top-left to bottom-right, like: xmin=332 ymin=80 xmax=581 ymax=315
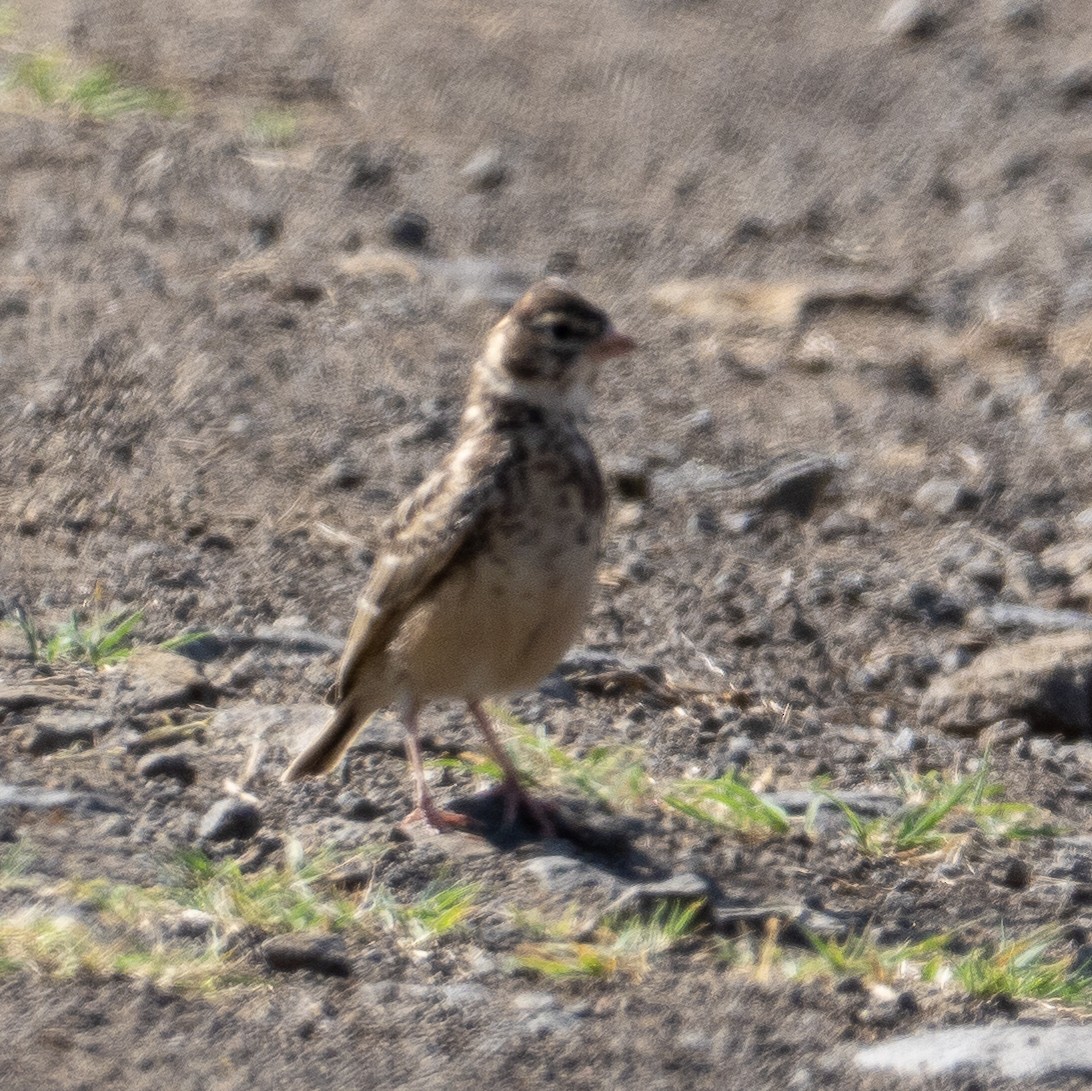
xmin=394 ymin=533 xmax=600 ymax=700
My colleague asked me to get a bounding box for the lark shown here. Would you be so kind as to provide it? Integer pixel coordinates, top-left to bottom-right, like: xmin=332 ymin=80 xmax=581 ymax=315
xmin=282 ymin=281 xmax=635 ymax=831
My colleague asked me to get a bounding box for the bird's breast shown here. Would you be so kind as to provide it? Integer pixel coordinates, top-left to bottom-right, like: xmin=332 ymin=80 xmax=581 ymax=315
xmin=396 ymin=428 xmax=605 ymax=700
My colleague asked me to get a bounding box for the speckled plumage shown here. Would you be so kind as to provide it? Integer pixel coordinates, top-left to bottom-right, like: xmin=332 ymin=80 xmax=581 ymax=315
xmin=282 ymin=281 xmax=633 ymax=831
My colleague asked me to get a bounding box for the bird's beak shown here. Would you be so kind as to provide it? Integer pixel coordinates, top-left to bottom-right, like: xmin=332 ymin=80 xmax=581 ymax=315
xmin=586 ymin=325 xmax=636 ymax=362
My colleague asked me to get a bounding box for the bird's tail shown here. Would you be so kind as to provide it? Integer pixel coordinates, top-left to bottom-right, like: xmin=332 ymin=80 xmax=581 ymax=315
xmin=281 ymin=698 xmax=375 ymax=782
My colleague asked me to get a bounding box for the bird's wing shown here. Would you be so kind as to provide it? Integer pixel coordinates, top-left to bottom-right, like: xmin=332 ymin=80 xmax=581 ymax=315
xmin=333 ymin=433 xmax=505 ymax=699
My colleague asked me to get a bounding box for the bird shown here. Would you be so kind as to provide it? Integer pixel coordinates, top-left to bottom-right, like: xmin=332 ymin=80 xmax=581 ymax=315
xmin=282 ymin=280 xmax=635 ymax=832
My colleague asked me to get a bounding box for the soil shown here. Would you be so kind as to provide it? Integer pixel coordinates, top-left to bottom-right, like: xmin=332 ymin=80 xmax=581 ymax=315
xmin=3 ymin=1 xmax=1092 ymax=1088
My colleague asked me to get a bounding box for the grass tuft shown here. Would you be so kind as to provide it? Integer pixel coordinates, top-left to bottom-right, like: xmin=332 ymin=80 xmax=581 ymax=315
xmin=664 ymin=772 xmax=790 ymax=835
xmin=442 ymin=708 xmax=654 ymax=808
xmin=820 ymin=759 xmax=1059 ymax=858
xmin=11 ymin=604 xmax=208 ymax=668
xmin=4 ymin=49 xmax=182 ymax=118
xmin=246 ymin=108 xmax=298 ymax=147
xmin=514 ymin=901 xmax=701 ymax=980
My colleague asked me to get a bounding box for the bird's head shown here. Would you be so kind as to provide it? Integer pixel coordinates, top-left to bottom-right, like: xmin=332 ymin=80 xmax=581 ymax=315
xmin=473 ymin=280 xmax=635 ymax=414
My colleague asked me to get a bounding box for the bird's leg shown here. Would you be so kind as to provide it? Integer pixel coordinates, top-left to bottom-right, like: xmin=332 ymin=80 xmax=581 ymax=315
xmin=401 ymin=698 xmax=472 ymax=832
xmin=468 ymin=701 xmax=556 ymax=836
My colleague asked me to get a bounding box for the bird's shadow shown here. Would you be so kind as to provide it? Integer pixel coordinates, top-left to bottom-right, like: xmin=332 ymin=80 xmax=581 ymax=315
xmin=437 ymin=790 xmax=656 ymax=874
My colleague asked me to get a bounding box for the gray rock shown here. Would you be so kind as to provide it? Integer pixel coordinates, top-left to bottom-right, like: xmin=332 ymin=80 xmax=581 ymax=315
xmin=856 ymin=1021 xmax=1092 ymax=1079
xmin=1058 ymin=65 xmax=1092 ymax=110
xmin=18 ymin=712 xmax=103 ymax=755
xmin=249 ymin=623 xmax=343 ymax=655
xmin=137 ymin=751 xmax=196 ymax=784
xmin=198 ymin=798 xmax=261 ymax=842
xmin=521 ymin=855 xmax=625 ymax=900
xmin=460 ymin=147 xmax=509 ymax=192
xmin=0 ymin=681 xmax=82 ymax=712
xmin=971 ymin=603 xmax=1092 ymax=634
xmin=387 ymin=211 xmax=429 ymax=249
xmin=920 ymin=632 xmax=1092 ymax=735
xmin=261 ymin=934 xmax=351 ymax=977
xmin=165 ymin=908 xmax=216 ymax=938
xmin=0 ymin=784 xmax=121 ymax=813
xmin=879 ymin=0 xmax=943 ymax=40
xmin=914 ymin=478 xmax=978 ymax=516
xmin=712 ymin=901 xmax=859 ymax=941
xmin=996 ymin=0 xmax=1044 ymax=31
xmin=335 ymin=789 xmax=383 ymax=820
xmin=108 ymin=648 xmax=213 ymax=713
xmin=606 ymin=873 xmax=712 ymax=916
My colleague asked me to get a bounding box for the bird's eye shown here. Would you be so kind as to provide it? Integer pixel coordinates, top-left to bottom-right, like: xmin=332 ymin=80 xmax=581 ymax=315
xmin=549 ymin=320 xmax=575 ymax=341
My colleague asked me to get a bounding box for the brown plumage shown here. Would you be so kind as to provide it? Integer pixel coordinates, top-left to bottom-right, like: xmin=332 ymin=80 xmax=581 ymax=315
xmin=282 ymin=281 xmax=634 ymax=831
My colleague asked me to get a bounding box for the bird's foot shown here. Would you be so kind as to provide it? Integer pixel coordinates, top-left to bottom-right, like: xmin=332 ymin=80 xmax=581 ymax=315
xmin=401 ymin=800 xmax=477 ymax=834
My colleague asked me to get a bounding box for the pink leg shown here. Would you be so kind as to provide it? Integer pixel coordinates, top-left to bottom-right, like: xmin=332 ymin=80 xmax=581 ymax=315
xmin=468 ymin=701 xmax=556 ymax=836
xmin=401 ymin=698 xmax=472 ymax=832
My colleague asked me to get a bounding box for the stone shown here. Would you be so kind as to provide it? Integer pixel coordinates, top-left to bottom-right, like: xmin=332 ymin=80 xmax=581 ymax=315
xmin=1058 ymin=65 xmax=1092 ymax=110
xmin=920 ymin=633 xmax=1092 ymax=735
xmin=521 ymin=855 xmax=625 ymax=900
xmin=857 ymin=1021 xmax=1092 ymax=1080
xmin=996 ymin=0 xmax=1044 ymax=31
xmin=914 ymin=478 xmax=978 ymax=516
xmin=971 ymin=603 xmax=1092 ymax=634
xmin=18 ymin=712 xmax=104 ymax=755
xmin=137 ymin=751 xmax=196 ymax=785
xmin=261 ymin=935 xmax=351 ymax=977
xmin=0 ymin=784 xmax=121 ymax=813
xmin=879 ymin=0 xmax=943 ymax=40
xmin=605 ymin=873 xmax=713 ymax=917
xmin=0 ymin=682 xmax=81 ymax=712
xmin=336 ymin=789 xmax=383 ymax=820
xmin=386 ymin=211 xmax=429 ymax=249
xmin=198 ymin=798 xmax=261 ymax=842
xmin=460 ymin=147 xmax=509 ymax=192
xmin=108 ymin=648 xmax=213 ymax=713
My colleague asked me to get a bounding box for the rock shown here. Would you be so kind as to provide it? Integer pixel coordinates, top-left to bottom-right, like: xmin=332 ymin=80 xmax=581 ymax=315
xmin=249 ymin=622 xmax=343 ymax=655
xmin=0 ymin=682 xmax=81 ymax=712
xmin=751 ymin=455 xmax=836 ymax=517
xmin=607 ymin=457 xmax=652 ymax=501
xmin=336 ymin=789 xmax=383 ymax=820
xmin=856 ymin=1021 xmax=1092 ymax=1080
xmin=460 ymin=147 xmax=509 ymax=192
xmin=878 ymin=0 xmax=943 ymax=40
xmin=971 ymin=603 xmax=1092 ymax=634
xmin=920 ymin=633 xmax=1092 ymax=735
xmin=712 ymin=901 xmax=860 ymax=941
xmin=0 ymin=784 xmax=121 ymax=813
xmin=521 ymin=855 xmax=625 ymax=900
xmin=1058 ymin=65 xmax=1092 ymax=110
xmin=1063 ymin=410 xmax=1092 ymax=450
xmin=1043 ymin=541 xmax=1092 ymax=579
xmin=386 ymin=211 xmax=429 ymax=249
xmin=18 ymin=712 xmax=104 ymax=755
xmin=897 ymin=582 xmax=966 ymax=625
xmin=108 ymin=648 xmax=213 ymax=713
xmin=993 ymin=855 xmax=1032 ymax=889
xmin=198 ymin=798 xmax=261 ymax=842
xmin=320 ymin=457 xmax=365 ymax=490
xmin=913 ymin=478 xmax=979 ymax=516
xmin=166 ymin=908 xmax=216 ymax=938
xmin=261 ymin=935 xmax=352 ymax=977
xmin=606 ymin=873 xmax=713 ymax=917
xmin=995 ymin=0 xmax=1044 ymax=31
xmin=136 ymin=751 xmax=196 ymax=785
xmin=344 ymin=146 xmax=394 ymax=190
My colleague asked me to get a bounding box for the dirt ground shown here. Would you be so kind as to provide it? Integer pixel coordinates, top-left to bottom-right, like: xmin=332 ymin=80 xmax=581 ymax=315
xmin=3 ymin=1 xmax=1092 ymax=1088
